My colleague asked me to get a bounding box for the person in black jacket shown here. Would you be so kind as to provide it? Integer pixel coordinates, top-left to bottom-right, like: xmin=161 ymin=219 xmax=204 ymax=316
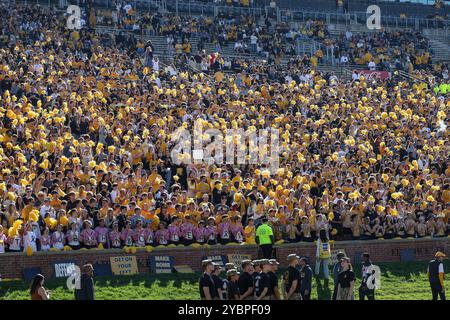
xmin=299 ymin=257 xmax=313 ymax=300
xmin=428 ymin=251 xmax=446 ymax=300
xmin=75 ymin=264 xmax=95 ymax=300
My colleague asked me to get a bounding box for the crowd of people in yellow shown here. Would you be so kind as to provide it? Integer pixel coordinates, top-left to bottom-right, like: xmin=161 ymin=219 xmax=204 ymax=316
xmin=0 ymin=3 xmax=448 ymax=254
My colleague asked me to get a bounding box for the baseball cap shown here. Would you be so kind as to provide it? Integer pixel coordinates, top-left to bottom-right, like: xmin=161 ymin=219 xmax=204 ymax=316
xmin=336 ymin=251 xmax=345 ymax=259
xmin=260 ymin=259 xmax=270 ymax=266
xmin=287 ymin=254 xmax=300 ymax=262
xmin=435 ymin=251 xmax=446 ymax=258
xmin=213 ymin=263 xmax=223 ymax=270
xmin=252 ymin=259 xmax=261 ymax=266
xmin=225 ymin=263 xmax=236 ymax=270
xmin=269 ymin=259 xmax=279 ymax=265
xmin=226 ymin=269 xmax=240 ymax=277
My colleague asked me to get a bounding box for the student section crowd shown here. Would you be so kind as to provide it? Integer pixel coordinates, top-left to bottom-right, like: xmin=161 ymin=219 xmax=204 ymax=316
xmin=0 ymin=3 xmax=449 ymax=254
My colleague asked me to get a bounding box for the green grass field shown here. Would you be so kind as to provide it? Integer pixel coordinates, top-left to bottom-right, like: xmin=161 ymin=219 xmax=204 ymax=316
xmin=1 ymin=261 xmax=448 ymax=300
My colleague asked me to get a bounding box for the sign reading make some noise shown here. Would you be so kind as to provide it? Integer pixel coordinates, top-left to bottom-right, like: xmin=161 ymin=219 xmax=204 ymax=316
xmin=149 ymin=255 xmax=174 ymax=273
xmin=53 ymin=261 xmax=77 ymax=278
xmin=110 ymin=256 xmax=139 ymax=275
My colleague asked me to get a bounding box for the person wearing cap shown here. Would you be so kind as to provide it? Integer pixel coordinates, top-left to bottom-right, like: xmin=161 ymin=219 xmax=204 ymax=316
xmin=199 ymin=259 xmax=217 ymax=300
xmin=336 ymin=257 xmax=356 ymax=300
xmin=75 ymin=264 xmax=95 ymax=300
xmin=254 ymin=259 xmax=271 ymax=300
xmin=225 ymin=263 xmax=236 ymax=271
xmin=299 ymin=257 xmax=313 ymax=300
xmin=212 ymin=263 xmax=226 ymax=300
xmin=283 ymin=254 xmax=302 ymax=300
xmin=268 ymin=259 xmax=280 ymax=300
xmin=227 ymin=269 xmax=241 ymax=300
xmin=255 ymin=217 xmax=274 ymax=259
xmin=332 ymin=251 xmax=346 ymax=300
xmin=359 ymin=253 xmax=375 ymax=300
xmin=427 ymin=251 xmax=446 ymax=300
xmin=238 ymin=260 xmax=254 ymax=300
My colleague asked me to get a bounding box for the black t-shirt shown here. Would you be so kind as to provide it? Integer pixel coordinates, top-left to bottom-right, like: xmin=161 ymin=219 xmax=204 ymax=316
xmin=211 ymin=274 xmax=223 ymax=297
xmin=267 ymin=271 xmax=277 ymax=296
xmin=337 ymin=269 xmax=356 ymax=288
xmin=283 ymin=266 xmax=301 ymax=293
xmin=238 ymin=272 xmax=254 ymax=296
xmin=228 ymin=281 xmax=240 ymax=300
xmin=254 ymin=272 xmax=270 ymax=297
xmin=199 ymin=273 xmax=216 ymax=299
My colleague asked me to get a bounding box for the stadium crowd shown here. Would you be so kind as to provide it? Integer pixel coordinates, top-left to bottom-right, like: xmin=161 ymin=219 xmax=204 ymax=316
xmin=0 ymin=2 xmax=449 ymax=254
xmin=97 ymin=2 xmax=437 ymax=72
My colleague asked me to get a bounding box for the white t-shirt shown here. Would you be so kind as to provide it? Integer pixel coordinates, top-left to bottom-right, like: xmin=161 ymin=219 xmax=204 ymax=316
xmin=23 ymin=231 xmax=37 ymax=252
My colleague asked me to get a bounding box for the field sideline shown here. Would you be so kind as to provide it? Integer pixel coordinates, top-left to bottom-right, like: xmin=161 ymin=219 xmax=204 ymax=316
xmin=1 ymin=261 xmax=449 ymax=300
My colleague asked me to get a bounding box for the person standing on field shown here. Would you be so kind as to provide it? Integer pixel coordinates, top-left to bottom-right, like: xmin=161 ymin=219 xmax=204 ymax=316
xmin=255 ymin=217 xmax=274 ymax=259
xmin=332 ymin=251 xmax=345 ymax=300
xmin=359 ymin=253 xmax=375 ymax=300
xmin=336 ymin=257 xmax=355 ymax=300
xmin=315 ymin=229 xmax=331 ymax=285
xmin=238 ymin=260 xmax=254 ymax=300
xmin=283 ymin=254 xmax=302 ymax=300
xmin=199 ymin=259 xmax=217 ymax=300
xmin=254 ymin=259 xmax=271 ymax=300
xmin=428 ymin=251 xmax=446 ymax=300
xmin=299 ymin=257 xmax=313 ymax=300
xmin=268 ymin=259 xmax=281 ymax=300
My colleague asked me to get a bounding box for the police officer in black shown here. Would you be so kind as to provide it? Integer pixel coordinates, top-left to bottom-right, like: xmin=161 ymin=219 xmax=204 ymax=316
xmin=299 ymin=257 xmax=313 ymax=300
xmin=268 ymin=259 xmax=281 ymax=300
xmin=238 ymin=260 xmax=254 ymax=300
xmin=284 ymin=254 xmax=302 ymax=300
xmin=254 ymin=259 xmax=271 ymax=300
xmin=199 ymin=259 xmax=217 ymax=300
xmin=359 ymin=253 xmax=375 ymax=300
xmin=428 ymin=251 xmax=446 ymax=300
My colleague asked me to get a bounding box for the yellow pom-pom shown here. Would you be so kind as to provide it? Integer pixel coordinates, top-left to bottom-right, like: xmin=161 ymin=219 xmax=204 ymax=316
xmin=25 ymin=245 xmax=33 ymax=256
xmin=426 ymin=195 xmax=435 ymax=202
xmin=63 ymin=245 xmax=72 ymax=251
xmin=98 ymin=243 xmax=104 ymax=250
xmin=146 ymin=246 xmax=153 ymax=252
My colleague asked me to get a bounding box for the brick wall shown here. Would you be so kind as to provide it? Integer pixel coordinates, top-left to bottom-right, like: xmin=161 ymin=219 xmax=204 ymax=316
xmin=0 ymin=238 xmax=448 ymax=279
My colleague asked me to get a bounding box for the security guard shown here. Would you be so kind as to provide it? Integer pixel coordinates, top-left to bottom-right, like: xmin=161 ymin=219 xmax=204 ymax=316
xmin=268 ymin=259 xmax=281 ymax=300
xmin=255 ymin=217 xmax=274 ymax=259
xmin=199 ymin=259 xmax=217 ymax=300
xmin=428 ymin=251 xmax=446 ymax=300
xmin=283 ymin=254 xmax=302 ymax=300
xmin=254 ymin=259 xmax=271 ymax=300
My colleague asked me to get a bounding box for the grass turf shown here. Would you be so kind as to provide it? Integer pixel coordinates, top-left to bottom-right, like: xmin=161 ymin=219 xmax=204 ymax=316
xmin=1 ymin=260 xmax=448 ymax=300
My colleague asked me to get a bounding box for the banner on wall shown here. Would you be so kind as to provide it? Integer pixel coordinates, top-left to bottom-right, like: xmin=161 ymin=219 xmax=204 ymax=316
xmin=110 ymin=256 xmax=138 ymax=275
xmin=53 ymin=260 xmax=77 ymax=278
xmin=358 ymin=70 xmax=390 ymax=80
xmin=149 ymin=255 xmax=174 ymax=273
xmin=202 ymin=255 xmax=228 ymax=268
xmin=227 ymin=254 xmax=252 ymax=271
